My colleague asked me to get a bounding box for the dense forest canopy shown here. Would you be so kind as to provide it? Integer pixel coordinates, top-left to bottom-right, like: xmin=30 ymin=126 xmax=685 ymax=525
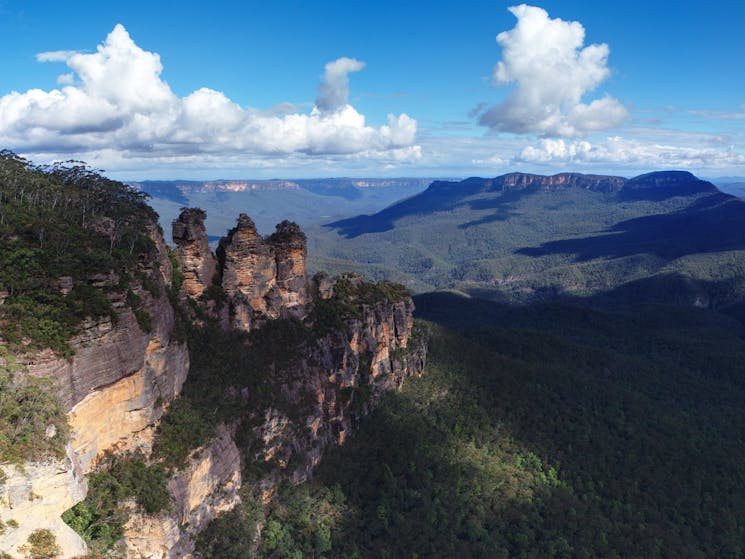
xmin=198 ymin=294 xmax=745 ymax=558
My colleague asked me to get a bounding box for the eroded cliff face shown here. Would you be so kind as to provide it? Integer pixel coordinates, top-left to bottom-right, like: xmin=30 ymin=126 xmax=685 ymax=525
xmin=0 ymin=447 xmax=87 ymax=558
xmin=0 ymin=224 xmax=190 ymax=559
xmin=122 ymin=425 xmax=242 ymax=559
xmin=176 ymin=211 xmax=309 ymax=331
xmin=248 ymin=291 xmax=426 ymax=493
xmin=25 ymin=224 xmax=189 ymax=471
xmin=499 ymin=172 xmax=626 ymax=192
xmin=172 ymin=208 xmax=217 ymax=299
xmin=2 ymin=209 xmax=425 ymax=559
xmin=67 ymin=337 xmax=188 ymax=472
xmin=112 ymin=293 xmax=425 ymax=558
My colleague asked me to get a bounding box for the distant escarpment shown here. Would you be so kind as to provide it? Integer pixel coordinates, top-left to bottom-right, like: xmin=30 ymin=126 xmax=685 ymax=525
xmin=0 ymin=154 xmax=425 ymax=559
xmin=467 ymin=171 xmax=627 ymax=193
xmin=320 ymin=170 xmax=745 ymax=308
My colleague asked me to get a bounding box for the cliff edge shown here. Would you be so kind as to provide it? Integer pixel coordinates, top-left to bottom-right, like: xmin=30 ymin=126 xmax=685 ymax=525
xmin=0 ymin=159 xmax=426 ymax=559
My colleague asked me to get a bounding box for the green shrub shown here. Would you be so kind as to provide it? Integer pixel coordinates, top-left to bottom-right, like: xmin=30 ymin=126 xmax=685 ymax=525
xmin=126 ymin=290 xmax=152 ymax=333
xmin=152 ymin=397 xmax=214 ymax=470
xmin=0 ymin=348 xmax=69 ymax=463
xmin=195 ymin=492 xmax=264 ymax=558
xmin=23 ymin=529 xmax=60 ymax=559
xmin=62 ymin=452 xmax=170 ymax=553
xmin=167 ymin=250 xmax=184 ymax=299
xmin=133 ymin=308 xmax=152 ymax=333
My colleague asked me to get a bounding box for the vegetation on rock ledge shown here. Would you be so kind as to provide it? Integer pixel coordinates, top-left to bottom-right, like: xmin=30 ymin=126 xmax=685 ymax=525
xmin=0 ymin=150 xmax=158 ymax=355
xmin=0 ymin=347 xmax=68 ymax=463
xmin=62 ymin=452 xmax=169 ymax=554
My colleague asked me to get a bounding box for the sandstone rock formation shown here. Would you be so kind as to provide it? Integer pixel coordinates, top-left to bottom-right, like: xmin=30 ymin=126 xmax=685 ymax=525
xmin=310 ymin=271 xmax=334 ymax=300
xmin=1 ymin=208 xmax=425 ymax=559
xmin=247 ymin=276 xmax=425 ymax=490
xmin=267 ymin=220 xmax=308 ymax=318
xmin=174 ymin=211 xmax=309 ymax=331
xmin=217 ymin=213 xmax=279 ymax=330
xmin=122 ymin=425 xmax=241 ymax=558
xmin=172 ymin=208 xmax=216 ymax=298
xmin=0 ymin=448 xmax=88 ymax=558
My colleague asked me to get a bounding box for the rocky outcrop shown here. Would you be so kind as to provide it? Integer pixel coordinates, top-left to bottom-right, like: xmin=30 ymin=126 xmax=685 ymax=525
xmin=267 ymin=221 xmax=308 ymax=317
xmin=217 ymin=214 xmax=278 ymax=330
xmin=248 ymin=278 xmax=426 ymax=490
xmin=310 ymin=272 xmax=334 ymax=300
xmin=172 ymin=208 xmax=217 ymax=298
xmin=122 ymin=425 xmax=242 ymax=558
xmin=2 ymin=207 xmax=425 ymax=559
xmin=181 ymin=213 xmax=310 ymax=331
xmin=0 ymin=447 xmax=87 ymax=558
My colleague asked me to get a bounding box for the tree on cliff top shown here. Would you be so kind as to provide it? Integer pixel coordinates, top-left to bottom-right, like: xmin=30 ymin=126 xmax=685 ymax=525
xmin=0 ymin=150 xmax=158 ymax=355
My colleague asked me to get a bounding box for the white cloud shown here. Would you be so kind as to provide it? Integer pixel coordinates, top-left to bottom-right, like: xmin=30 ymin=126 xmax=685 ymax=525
xmin=36 ymin=50 xmax=78 ymax=62
xmin=56 ymin=72 xmax=74 ymax=85
xmin=479 ymin=4 xmax=628 ymax=137
xmin=516 ymin=137 xmax=745 ymax=168
xmin=315 ymin=57 xmax=365 ymax=112
xmin=0 ymin=25 xmax=418 ymax=166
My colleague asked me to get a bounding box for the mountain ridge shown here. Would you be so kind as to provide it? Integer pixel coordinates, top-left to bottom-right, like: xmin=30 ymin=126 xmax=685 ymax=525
xmin=309 ymin=169 xmax=745 ymax=305
xmin=329 ymin=170 xmax=720 ymax=238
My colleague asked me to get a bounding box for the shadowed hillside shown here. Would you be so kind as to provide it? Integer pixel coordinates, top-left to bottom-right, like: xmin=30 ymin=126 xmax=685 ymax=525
xmin=310 ymin=171 xmax=745 ymax=305
xmin=201 ymin=292 xmax=745 ymax=558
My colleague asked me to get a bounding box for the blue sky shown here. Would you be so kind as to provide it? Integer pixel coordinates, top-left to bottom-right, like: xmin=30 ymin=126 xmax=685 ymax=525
xmin=0 ymin=0 xmax=743 ymax=179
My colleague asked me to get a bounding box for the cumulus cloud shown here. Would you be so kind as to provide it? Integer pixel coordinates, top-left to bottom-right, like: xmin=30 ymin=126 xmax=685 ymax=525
xmin=0 ymin=25 xmax=418 ymax=165
xmin=315 ymin=57 xmax=365 ymax=112
xmin=516 ymin=137 xmax=745 ymax=168
xmin=479 ymin=4 xmax=628 ymax=137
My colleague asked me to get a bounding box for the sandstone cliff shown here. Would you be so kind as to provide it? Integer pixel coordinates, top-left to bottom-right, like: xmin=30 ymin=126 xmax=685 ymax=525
xmin=0 ymin=223 xmax=190 ymax=558
xmin=248 ymin=285 xmax=426 ymax=492
xmin=186 ymin=211 xmax=309 ymax=331
xmin=1 ymin=206 xmax=425 ymax=559
xmin=25 ymin=223 xmax=189 ymax=471
xmin=172 ymin=208 xmax=217 ymax=299
xmin=122 ymin=425 xmax=242 ymax=559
